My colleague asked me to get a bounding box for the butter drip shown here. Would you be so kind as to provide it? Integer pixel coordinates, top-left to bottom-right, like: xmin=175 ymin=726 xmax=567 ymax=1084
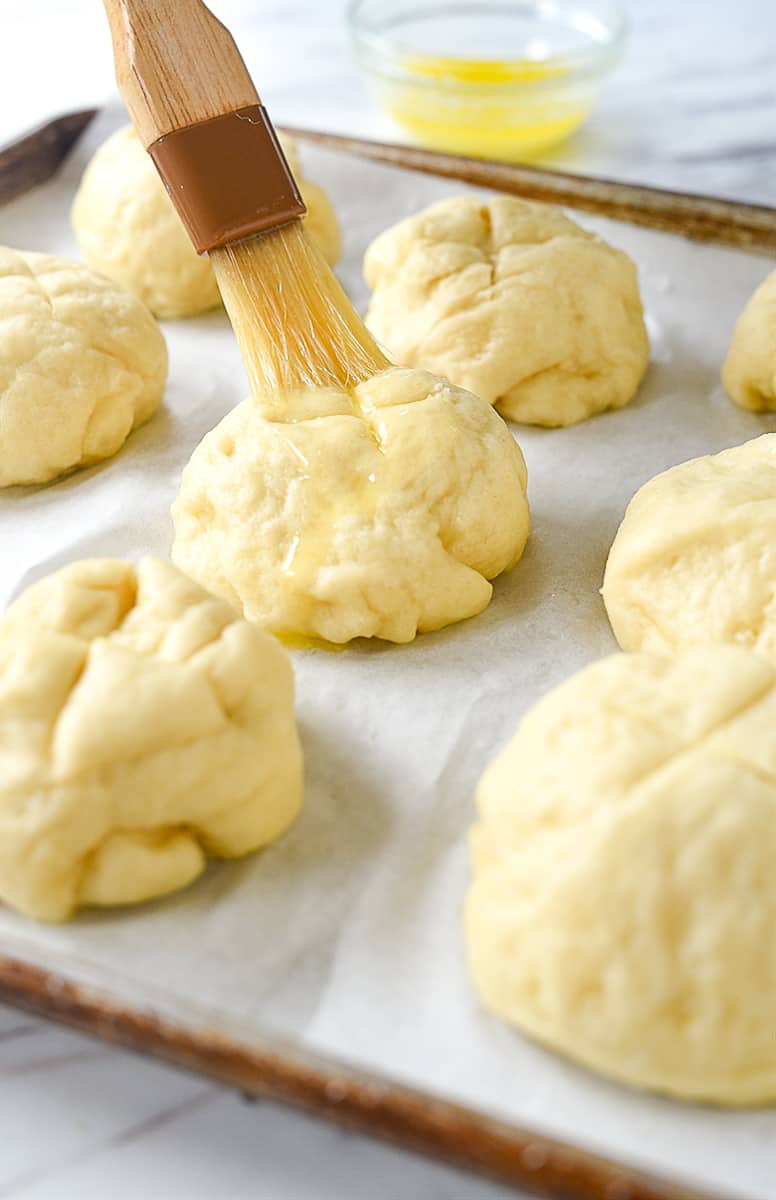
xmin=172 ymin=366 xmax=531 ymax=645
xmin=261 ymin=387 xmax=385 ymax=599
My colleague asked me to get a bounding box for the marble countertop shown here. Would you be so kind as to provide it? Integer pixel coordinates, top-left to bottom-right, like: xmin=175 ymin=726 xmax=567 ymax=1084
xmin=0 ymin=1008 xmax=520 ymax=1200
xmin=1 ymin=1 xmax=775 ymax=1197
xmin=2 ymin=0 xmax=776 ymax=205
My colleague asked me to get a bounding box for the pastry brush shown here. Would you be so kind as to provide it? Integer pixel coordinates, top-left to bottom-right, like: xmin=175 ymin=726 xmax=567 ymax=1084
xmin=101 ymin=0 xmax=388 ymax=395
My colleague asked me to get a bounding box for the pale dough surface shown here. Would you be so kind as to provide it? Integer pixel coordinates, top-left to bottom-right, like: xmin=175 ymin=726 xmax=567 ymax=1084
xmin=0 ymin=247 xmax=167 ymax=487
xmin=603 ymin=433 xmax=776 ymax=661
xmin=364 ymin=195 xmax=649 ymax=427
xmin=722 ymin=268 xmax=776 ymax=411
xmin=72 ymin=126 xmax=342 ymax=319
xmin=172 ymin=367 xmax=530 ymax=644
xmin=0 ymin=558 xmax=302 ymax=921
xmin=465 ymin=646 xmax=776 ymax=1104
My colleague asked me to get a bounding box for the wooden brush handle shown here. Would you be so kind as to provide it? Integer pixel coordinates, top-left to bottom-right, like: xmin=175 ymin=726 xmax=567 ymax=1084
xmin=101 ymin=0 xmax=304 ymax=253
xmin=102 ymin=0 xmax=259 ymax=146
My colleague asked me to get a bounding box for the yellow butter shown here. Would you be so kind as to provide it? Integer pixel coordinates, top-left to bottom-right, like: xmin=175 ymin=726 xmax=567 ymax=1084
xmin=384 ymin=54 xmax=590 ymax=159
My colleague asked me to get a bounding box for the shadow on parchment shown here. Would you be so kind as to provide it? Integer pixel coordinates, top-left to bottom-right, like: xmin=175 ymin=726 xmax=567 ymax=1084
xmin=70 ymin=718 xmax=392 ymax=1034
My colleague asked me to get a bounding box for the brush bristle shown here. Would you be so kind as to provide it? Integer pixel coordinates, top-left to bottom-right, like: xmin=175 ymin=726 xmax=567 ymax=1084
xmin=210 ymin=220 xmax=389 ymax=397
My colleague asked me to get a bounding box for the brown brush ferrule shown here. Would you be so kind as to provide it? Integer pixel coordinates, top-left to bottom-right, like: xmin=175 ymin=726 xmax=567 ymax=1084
xmin=148 ymin=104 xmax=306 ymax=254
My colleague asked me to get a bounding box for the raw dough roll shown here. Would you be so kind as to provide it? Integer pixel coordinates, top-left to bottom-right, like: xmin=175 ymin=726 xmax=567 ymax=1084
xmin=364 ymin=195 xmax=649 ymax=427
xmin=0 ymin=558 xmax=302 ymax=921
xmin=0 ymin=246 xmax=167 ymax=487
xmin=722 ymin=268 xmax=776 ymax=411
xmin=466 ymin=646 xmax=776 ymax=1104
xmin=172 ymin=366 xmax=530 ymax=644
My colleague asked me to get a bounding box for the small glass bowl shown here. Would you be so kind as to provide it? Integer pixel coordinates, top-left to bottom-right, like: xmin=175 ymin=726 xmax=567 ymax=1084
xmin=348 ymin=0 xmax=625 ymax=161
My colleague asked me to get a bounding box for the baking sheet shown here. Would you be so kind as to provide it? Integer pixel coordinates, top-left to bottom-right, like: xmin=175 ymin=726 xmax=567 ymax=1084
xmin=1 ymin=105 xmax=776 ymax=1199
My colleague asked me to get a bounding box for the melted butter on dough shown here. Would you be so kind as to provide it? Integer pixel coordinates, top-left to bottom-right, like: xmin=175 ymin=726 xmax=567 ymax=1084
xmin=172 ymin=367 xmax=531 ymax=644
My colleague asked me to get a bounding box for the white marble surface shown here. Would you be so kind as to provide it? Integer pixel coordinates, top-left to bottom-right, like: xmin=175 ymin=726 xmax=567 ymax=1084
xmin=0 ymin=1007 xmax=521 ymax=1199
xmin=2 ymin=0 xmax=776 ymax=204
xmin=0 ymin=1 xmax=775 ymax=1197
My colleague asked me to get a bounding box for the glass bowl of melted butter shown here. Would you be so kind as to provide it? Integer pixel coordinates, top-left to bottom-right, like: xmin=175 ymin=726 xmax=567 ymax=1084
xmin=348 ymin=0 xmax=624 ymax=160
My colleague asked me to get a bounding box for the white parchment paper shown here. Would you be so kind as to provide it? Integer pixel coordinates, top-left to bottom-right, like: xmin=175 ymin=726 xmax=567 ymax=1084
xmin=1 ymin=107 xmax=775 ymax=1198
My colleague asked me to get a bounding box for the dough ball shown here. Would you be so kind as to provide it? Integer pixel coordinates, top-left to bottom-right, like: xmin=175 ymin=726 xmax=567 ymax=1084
xmin=172 ymin=367 xmax=530 ymax=644
xmin=364 ymin=196 xmax=649 ymax=427
xmin=0 ymin=557 xmax=302 ymax=921
xmin=466 ymin=646 xmax=776 ymax=1104
xmin=603 ymin=434 xmax=776 ymax=661
xmin=722 ymin=269 xmax=776 ymax=411
xmin=0 ymin=247 xmax=167 ymax=487
xmin=72 ymin=126 xmax=342 ymax=319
